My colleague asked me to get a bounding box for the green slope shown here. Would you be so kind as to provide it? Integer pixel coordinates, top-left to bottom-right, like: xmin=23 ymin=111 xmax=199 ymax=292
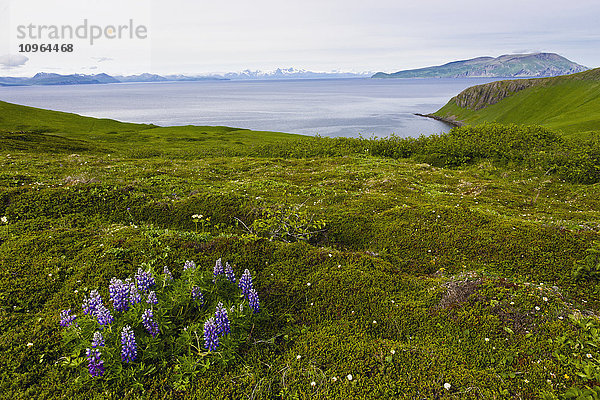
xmin=433 ymin=68 xmax=600 ymax=136
xmin=0 ymin=100 xmax=152 ymax=134
xmin=0 ymin=100 xmax=306 ymax=156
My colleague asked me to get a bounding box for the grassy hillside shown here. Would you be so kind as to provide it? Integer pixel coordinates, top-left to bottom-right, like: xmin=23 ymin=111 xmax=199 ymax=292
xmin=2 ymin=102 xmax=600 ymax=399
xmin=433 ymin=68 xmax=600 ymax=137
xmin=0 ymin=100 xmax=308 ymax=157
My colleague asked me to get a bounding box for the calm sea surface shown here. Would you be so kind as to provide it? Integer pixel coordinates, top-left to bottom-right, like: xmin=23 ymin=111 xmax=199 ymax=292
xmin=0 ymin=78 xmax=503 ymax=138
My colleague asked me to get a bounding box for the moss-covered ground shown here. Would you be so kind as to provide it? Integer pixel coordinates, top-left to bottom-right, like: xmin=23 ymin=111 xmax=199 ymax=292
xmin=1 ymin=101 xmax=600 ymax=399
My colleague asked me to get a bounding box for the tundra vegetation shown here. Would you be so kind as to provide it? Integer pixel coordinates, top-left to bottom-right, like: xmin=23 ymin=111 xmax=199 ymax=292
xmin=1 ymin=99 xmax=600 ymax=399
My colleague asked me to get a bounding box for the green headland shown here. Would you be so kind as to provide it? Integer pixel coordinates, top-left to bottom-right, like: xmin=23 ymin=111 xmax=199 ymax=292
xmin=433 ymin=68 xmax=600 ymax=137
xmin=1 ymin=88 xmax=600 ymax=399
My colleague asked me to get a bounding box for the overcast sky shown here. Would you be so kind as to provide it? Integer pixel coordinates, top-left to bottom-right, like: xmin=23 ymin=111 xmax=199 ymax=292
xmin=1 ymin=0 xmax=599 ymax=76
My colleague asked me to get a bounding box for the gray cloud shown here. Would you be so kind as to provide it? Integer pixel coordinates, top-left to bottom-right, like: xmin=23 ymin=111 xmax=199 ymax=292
xmin=0 ymin=54 xmax=29 ymax=68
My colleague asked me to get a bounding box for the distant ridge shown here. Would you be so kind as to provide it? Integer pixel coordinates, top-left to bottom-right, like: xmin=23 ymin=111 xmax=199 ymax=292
xmin=373 ymin=53 xmax=588 ymax=79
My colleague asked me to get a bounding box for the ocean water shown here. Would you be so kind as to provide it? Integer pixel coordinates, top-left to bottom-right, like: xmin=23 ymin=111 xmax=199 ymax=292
xmin=0 ymin=77 xmax=502 ymax=138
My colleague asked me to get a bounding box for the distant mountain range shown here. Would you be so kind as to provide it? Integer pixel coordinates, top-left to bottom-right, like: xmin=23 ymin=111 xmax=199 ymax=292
xmin=0 ymin=72 xmax=225 ymax=86
xmin=0 ymin=68 xmax=371 ymax=86
xmin=0 ymin=54 xmax=588 ymax=86
xmin=217 ymin=67 xmax=371 ymax=80
xmin=372 ymin=53 xmax=588 ymax=79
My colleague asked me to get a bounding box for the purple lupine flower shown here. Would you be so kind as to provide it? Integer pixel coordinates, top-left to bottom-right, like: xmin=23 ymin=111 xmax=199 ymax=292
xmin=121 ymin=325 xmax=137 ymax=363
xmin=135 ymin=268 xmax=155 ymax=292
xmin=163 ymin=266 xmax=173 ymax=281
xmin=183 ymin=260 xmax=196 ymax=271
xmin=95 ymin=304 xmax=114 ymax=326
xmin=142 ymin=309 xmax=160 ymax=338
xmin=109 ymin=278 xmax=129 ymax=312
xmin=214 ymin=258 xmax=224 ymax=278
xmin=238 ymin=269 xmax=253 ymax=297
xmin=82 ymin=290 xmax=103 ymax=316
xmin=60 ymin=309 xmax=77 ymax=327
xmin=248 ymin=289 xmax=260 ymax=313
xmin=91 ymin=331 xmax=105 ymax=348
xmin=225 ymin=262 xmax=236 ymax=283
xmin=127 ymin=279 xmax=142 ymax=305
xmin=86 ymin=348 xmax=105 ymax=377
xmin=215 ymin=302 xmax=231 ymax=336
xmin=97 ymin=305 xmax=114 ymax=325
xmin=191 ymin=286 xmax=204 ymax=304
xmin=81 ymin=290 xmax=113 ymax=325
xmin=147 ymin=290 xmax=158 ymax=305
xmin=203 ymin=317 xmax=219 ymax=351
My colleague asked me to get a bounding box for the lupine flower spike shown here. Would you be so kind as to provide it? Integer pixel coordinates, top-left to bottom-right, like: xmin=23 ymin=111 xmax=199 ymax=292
xmin=215 ymin=302 xmax=231 ymax=335
xmin=142 ymin=309 xmax=160 ymax=338
xmin=183 ymin=260 xmax=196 ymax=271
xmin=238 ymin=269 xmax=253 ymax=297
xmin=191 ymin=286 xmax=204 ymax=304
xmin=82 ymin=290 xmax=113 ymax=325
xmin=121 ymin=325 xmax=137 ymax=363
xmin=214 ymin=258 xmax=224 ymax=278
xmin=91 ymin=331 xmax=105 ymax=348
xmin=163 ymin=266 xmax=173 ymax=281
xmin=225 ymin=262 xmax=236 ymax=283
xmin=128 ymin=279 xmax=142 ymax=305
xmin=60 ymin=309 xmax=77 ymax=327
xmin=203 ymin=317 xmax=219 ymax=351
xmin=147 ymin=291 xmax=158 ymax=305
xmin=95 ymin=304 xmax=114 ymax=326
xmin=135 ymin=268 xmax=155 ymax=292
xmin=109 ymin=278 xmax=130 ymax=312
xmin=82 ymin=290 xmax=103 ymax=316
xmin=86 ymin=348 xmax=105 ymax=377
xmin=248 ymin=289 xmax=260 ymax=313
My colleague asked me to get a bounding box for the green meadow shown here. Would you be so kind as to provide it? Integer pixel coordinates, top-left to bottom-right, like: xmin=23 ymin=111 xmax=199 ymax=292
xmin=1 ymin=97 xmax=600 ymax=399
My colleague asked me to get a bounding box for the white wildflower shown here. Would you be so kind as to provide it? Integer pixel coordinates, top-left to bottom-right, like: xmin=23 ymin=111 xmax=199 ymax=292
xmin=485 ymin=338 xmax=490 ymax=342
xmin=27 ymin=342 xmax=33 ymax=347
xmin=347 ymin=374 xmax=353 ymax=381
xmin=444 ymin=382 xmax=451 ymax=391
xmin=587 ymin=354 xmax=593 ymax=358
xmin=1 ymin=216 xmax=7 ymax=224
xmin=296 ymin=355 xmax=301 ymax=360
xmin=390 ymin=349 xmax=395 ymax=355
xmin=310 ymin=381 xmax=316 ymax=387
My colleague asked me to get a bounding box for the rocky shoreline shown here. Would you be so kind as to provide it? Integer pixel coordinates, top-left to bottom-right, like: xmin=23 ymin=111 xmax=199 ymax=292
xmin=414 ymin=113 xmax=464 ymax=128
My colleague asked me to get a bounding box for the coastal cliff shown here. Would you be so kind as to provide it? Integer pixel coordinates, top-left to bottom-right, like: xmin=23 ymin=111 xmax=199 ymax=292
xmin=430 ymin=68 xmax=600 ymax=134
